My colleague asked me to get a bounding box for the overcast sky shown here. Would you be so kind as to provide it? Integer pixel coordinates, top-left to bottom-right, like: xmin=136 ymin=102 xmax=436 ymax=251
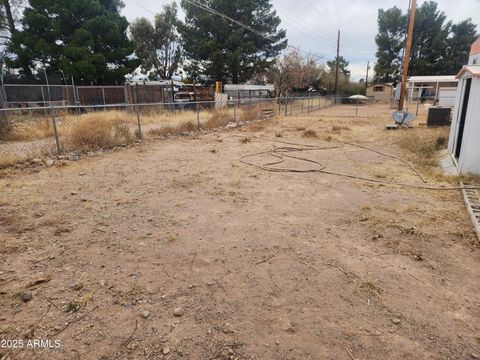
xmin=121 ymin=0 xmax=480 ymax=80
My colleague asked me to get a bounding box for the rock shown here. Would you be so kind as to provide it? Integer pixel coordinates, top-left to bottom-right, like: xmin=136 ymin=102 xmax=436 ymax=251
xmin=20 ymin=291 xmax=33 ymax=302
xmin=471 ymin=353 xmax=479 ymax=359
xmin=162 ymin=346 xmax=170 ymax=355
xmin=391 ymin=318 xmax=401 ymax=325
xmin=141 ymin=310 xmax=150 ymax=319
xmin=70 ymin=282 xmax=83 ymax=291
xmin=45 ymin=159 xmax=54 ymax=166
xmin=27 ymin=276 xmax=51 ymax=288
xmin=30 ymin=158 xmax=43 ymax=165
xmin=79 ymin=172 xmax=86 ymax=176
xmin=71 ymin=191 xmax=79 ymax=196
xmin=173 ymin=307 xmax=184 ymax=317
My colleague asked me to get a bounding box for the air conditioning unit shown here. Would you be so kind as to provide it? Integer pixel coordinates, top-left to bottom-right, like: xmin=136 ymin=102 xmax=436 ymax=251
xmin=427 ymin=107 xmax=451 ymax=126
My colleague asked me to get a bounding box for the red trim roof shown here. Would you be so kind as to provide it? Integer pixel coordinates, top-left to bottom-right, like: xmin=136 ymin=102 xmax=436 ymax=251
xmin=471 ymin=38 xmax=480 ymax=55
xmin=456 ymin=65 xmax=480 ymax=78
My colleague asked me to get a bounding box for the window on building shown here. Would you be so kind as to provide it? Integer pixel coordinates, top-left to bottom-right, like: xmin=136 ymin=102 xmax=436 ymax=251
xmin=373 ymin=86 xmax=385 ymax=92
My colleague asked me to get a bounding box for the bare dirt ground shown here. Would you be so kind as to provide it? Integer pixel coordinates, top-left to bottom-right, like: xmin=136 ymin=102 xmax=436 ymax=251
xmin=1 ymin=104 xmax=479 ymax=360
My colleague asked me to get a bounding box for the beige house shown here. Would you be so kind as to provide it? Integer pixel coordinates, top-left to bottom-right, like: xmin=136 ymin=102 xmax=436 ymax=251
xmin=366 ymin=83 xmax=394 ymax=103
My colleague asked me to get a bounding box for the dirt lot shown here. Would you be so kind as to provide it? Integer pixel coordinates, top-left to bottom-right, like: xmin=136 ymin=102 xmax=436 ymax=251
xmin=1 ymin=104 xmax=479 ymax=360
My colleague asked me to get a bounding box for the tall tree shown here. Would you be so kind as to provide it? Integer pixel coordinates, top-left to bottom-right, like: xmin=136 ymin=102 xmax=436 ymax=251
xmin=443 ymin=19 xmax=478 ymax=74
xmin=7 ymin=0 xmax=137 ymax=83
xmin=409 ymin=1 xmax=450 ymax=76
xmin=0 ymin=0 xmax=24 ymax=63
xmin=180 ymin=0 xmax=287 ymax=84
xmin=327 ymin=56 xmax=351 ymax=78
xmin=373 ymin=6 xmax=406 ymax=82
xmin=130 ymin=2 xmax=182 ymax=80
xmin=374 ymin=1 xmax=478 ymax=82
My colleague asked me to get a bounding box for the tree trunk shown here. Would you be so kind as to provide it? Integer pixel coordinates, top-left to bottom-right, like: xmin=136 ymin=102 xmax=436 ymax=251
xmin=2 ymin=0 xmax=16 ymax=34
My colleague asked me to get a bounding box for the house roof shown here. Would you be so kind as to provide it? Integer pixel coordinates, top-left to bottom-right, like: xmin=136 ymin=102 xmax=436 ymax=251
xmin=471 ymin=38 xmax=480 ymax=55
xmin=224 ymin=84 xmax=275 ymax=91
xmin=367 ymin=83 xmax=393 ymax=88
xmin=407 ymin=75 xmax=458 ymax=83
xmin=456 ymin=65 xmax=480 ymax=78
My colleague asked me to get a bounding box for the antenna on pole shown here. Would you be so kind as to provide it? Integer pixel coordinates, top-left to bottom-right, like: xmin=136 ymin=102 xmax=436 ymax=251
xmin=398 ymin=0 xmax=417 ymax=111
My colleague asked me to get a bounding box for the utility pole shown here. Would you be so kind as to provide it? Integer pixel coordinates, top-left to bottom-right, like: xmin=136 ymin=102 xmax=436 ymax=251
xmin=365 ymin=61 xmax=370 ymax=91
xmin=398 ymin=0 xmax=417 ymax=111
xmin=334 ymin=29 xmax=340 ymax=96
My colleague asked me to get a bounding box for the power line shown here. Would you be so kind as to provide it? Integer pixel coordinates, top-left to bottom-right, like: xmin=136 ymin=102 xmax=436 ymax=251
xmin=180 ymin=0 xmax=328 ymax=60
xmin=273 ymin=0 xmax=337 ymax=47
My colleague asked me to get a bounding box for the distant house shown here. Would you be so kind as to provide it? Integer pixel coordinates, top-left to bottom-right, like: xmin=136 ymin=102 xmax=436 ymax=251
xmin=406 ymin=75 xmax=458 ymax=103
xmin=448 ymin=37 xmax=480 ymax=175
xmin=366 ymin=83 xmax=394 ymax=103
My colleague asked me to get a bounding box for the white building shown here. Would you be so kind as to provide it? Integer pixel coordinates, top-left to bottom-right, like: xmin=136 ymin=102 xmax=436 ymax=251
xmin=448 ymin=62 xmax=480 ymax=174
xmin=407 ymin=75 xmax=458 ymax=103
xmin=448 ymin=38 xmax=480 ymax=175
xmin=469 ymin=38 xmax=480 ymax=65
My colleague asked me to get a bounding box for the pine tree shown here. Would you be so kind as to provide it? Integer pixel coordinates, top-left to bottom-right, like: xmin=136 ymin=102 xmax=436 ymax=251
xmin=7 ymin=0 xmax=137 ymax=83
xmin=374 ymin=1 xmax=478 ymax=82
xmin=180 ymin=0 xmax=287 ymax=84
xmin=373 ymin=6 xmax=406 ymax=83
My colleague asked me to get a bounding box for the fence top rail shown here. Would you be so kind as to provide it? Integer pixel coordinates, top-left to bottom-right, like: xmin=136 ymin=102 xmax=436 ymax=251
xmin=3 ymin=84 xmax=72 ymax=87
xmin=0 ymin=95 xmax=341 ymax=113
xmin=3 ymin=84 xmax=128 ymax=88
xmin=76 ymin=85 xmax=125 ymax=89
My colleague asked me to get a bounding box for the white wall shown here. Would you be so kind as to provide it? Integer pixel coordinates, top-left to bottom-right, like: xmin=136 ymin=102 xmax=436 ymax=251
xmin=458 ymin=77 xmax=480 ymax=174
xmin=439 ymin=87 xmax=457 ymax=107
xmin=448 ymin=82 xmax=464 ymax=151
xmin=449 ymin=76 xmax=480 ymax=175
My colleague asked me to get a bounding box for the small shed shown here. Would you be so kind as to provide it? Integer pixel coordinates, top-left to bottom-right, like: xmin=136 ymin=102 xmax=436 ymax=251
xmin=366 ymin=83 xmax=393 ymax=103
xmin=448 ymin=65 xmax=480 ymax=174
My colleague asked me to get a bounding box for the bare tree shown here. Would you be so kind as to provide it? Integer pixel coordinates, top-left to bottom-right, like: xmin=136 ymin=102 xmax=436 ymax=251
xmin=268 ymin=49 xmax=323 ymax=96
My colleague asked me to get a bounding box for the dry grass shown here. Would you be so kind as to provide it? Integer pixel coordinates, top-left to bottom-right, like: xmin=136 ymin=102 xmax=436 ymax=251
xmin=240 ymin=104 xmax=259 ymax=122
xmin=61 ymin=113 xmax=136 ymax=151
xmin=0 ymin=153 xmax=34 ymax=169
xmin=302 ymin=129 xmax=318 ymax=138
xmin=393 ymin=128 xmax=450 ymax=178
xmin=331 ymin=125 xmax=351 ymax=133
xmin=3 ymin=119 xmax=53 ymax=141
xmin=204 ymin=110 xmax=231 ymax=129
xmin=359 ymin=278 xmax=383 ymax=299
xmin=148 ymin=121 xmax=196 ymax=137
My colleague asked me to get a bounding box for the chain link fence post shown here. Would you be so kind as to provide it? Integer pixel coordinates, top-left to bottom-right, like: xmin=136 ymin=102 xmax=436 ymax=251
xmin=102 ymin=87 xmax=107 ymax=112
xmin=196 ymin=101 xmax=200 ymax=130
xmin=50 ymin=106 xmax=61 ymax=159
xmin=233 ymin=99 xmax=238 ymax=124
xmin=134 ymin=85 xmax=143 ymax=142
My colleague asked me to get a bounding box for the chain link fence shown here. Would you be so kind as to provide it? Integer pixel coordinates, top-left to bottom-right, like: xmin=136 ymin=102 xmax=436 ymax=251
xmin=0 ymin=95 xmax=394 ymax=169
